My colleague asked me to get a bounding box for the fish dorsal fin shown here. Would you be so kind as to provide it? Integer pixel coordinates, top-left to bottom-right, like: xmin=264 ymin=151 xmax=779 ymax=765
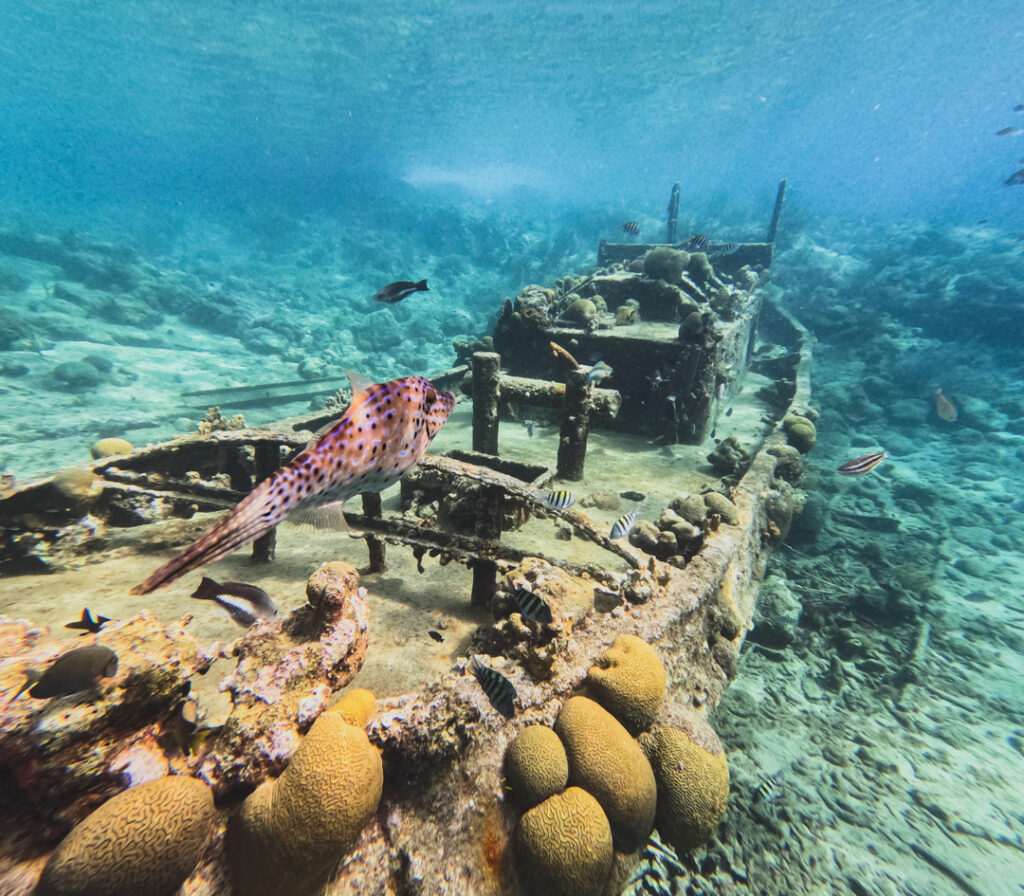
xmin=287 ymin=500 xmax=352 ymax=532
xmin=345 ymin=370 xmax=377 ymax=400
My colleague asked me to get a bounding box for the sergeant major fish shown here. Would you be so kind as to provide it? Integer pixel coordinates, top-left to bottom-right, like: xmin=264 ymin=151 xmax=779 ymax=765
xmin=190 ymin=576 xmax=278 ymax=627
xmin=372 ymin=279 xmax=428 ymax=303
xmin=543 ymin=489 xmax=576 ymax=510
xmin=610 ymin=505 xmax=641 ymax=539
xmin=510 ymin=585 xmax=553 ymax=624
xmin=470 ymin=656 xmax=517 ymax=719
xmin=133 ymin=372 xmax=455 ymax=593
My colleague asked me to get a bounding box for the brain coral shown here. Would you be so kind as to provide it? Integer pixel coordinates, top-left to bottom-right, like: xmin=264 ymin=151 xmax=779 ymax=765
xmin=327 ymin=687 xmax=376 ymax=727
xmin=643 ymin=247 xmax=689 ymax=285
xmin=513 ymin=786 xmax=613 ymax=896
xmin=585 ymin=634 xmax=666 ymax=733
xmin=783 ymin=414 xmax=817 ymax=454
xmin=553 ymin=696 xmax=656 ymax=851
xmin=90 ymin=437 xmax=133 ymax=459
xmin=227 ymin=709 xmax=383 ymax=896
xmin=505 ymin=725 xmax=569 ymax=809
xmin=36 ymin=775 xmax=215 ymax=896
xmin=640 ymin=725 xmax=730 ymax=852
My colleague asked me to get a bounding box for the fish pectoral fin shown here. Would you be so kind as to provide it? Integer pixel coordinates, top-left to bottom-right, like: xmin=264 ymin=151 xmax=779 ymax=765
xmin=286 ymin=501 xmax=354 ymax=532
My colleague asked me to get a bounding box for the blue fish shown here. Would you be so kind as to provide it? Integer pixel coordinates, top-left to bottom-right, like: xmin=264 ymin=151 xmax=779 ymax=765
xmin=586 ymin=361 xmax=613 ymax=385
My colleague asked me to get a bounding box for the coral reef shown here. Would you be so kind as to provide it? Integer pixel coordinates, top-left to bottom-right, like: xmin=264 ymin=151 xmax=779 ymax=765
xmin=202 ymin=561 xmax=370 ymax=791
xmin=553 ymin=696 xmax=656 ymax=851
xmin=704 ymin=491 xmax=739 ymax=526
xmin=196 ymin=406 xmax=246 ymax=435
xmin=513 ymin=787 xmax=613 ymax=896
xmin=783 ymin=413 xmax=817 ymax=453
xmin=35 ymin=775 xmax=215 ymax=896
xmin=644 ymin=247 xmax=689 ymax=285
xmin=226 ymin=707 xmax=382 ymax=896
xmin=639 ymin=724 xmax=730 ymax=853
xmin=585 ymin=634 xmax=666 ymax=733
xmin=504 ymin=725 xmax=569 ymax=809
xmin=89 ymin=437 xmax=133 ymax=460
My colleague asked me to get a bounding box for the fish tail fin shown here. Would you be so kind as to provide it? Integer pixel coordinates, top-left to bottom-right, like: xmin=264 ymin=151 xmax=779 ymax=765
xmin=12 ymin=669 xmax=42 ymax=701
xmin=416 ymin=279 xmax=428 ymax=291
xmin=132 ymin=477 xmax=294 ymax=594
xmin=189 ymin=576 xmax=221 ymax=600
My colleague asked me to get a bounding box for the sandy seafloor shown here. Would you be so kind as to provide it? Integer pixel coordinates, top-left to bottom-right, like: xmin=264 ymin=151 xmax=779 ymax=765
xmin=2 ymin=215 xmax=1024 ymax=893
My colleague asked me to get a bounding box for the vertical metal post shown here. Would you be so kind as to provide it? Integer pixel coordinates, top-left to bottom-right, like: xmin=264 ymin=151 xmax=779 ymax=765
xmin=556 ymin=368 xmax=592 ymax=480
xmin=472 ymin=352 xmax=501 ymax=454
xmin=251 ymin=442 xmax=280 ymax=562
xmin=361 ymin=492 xmax=386 ymax=572
xmin=767 ymin=178 xmax=787 ymax=244
xmin=667 ymin=182 xmax=681 ymax=244
xmin=470 ymin=484 xmax=503 ymax=608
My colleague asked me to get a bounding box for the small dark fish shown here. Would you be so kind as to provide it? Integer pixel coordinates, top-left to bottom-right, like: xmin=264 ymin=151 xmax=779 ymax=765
xmin=1016 ymin=105 xmax=1024 ymax=113
xmin=470 ymin=656 xmax=516 ymax=718
xmin=64 ymin=607 xmax=112 ymax=635
xmin=1006 ymin=169 xmax=1024 ymax=186
xmin=543 ymin=489 xmax=576 ymax=510
xmin=428 ymin=629 xmax=444 ymax=642
xmin=683 ymin=234 xmax=709 ymax=251
xmin=962 ymin=591 xmax=991 ymax=603
xmin=16 ymin=646 xmax=118 ymax=700
xmin=610 ymin=505 xmax=641 ymax=540
xmin=725 ymin=407 xmax=733 ymax=417
xmin=522 ymin=420 xmax=536 ymax=438
xmin=837 ymin=451 xmax=888 ymax=476
xmin=372 ymin=279 xmax=428 ymax=303
xmin=190 ymin=576 xmax=278 ymax=628
xmin=621 ymin=221 xmax=640 ymax=235
xmin=997 ymin=127 xmax=1022 ymax=136
xmin=510 ymin=586 xmax=553 ymax=624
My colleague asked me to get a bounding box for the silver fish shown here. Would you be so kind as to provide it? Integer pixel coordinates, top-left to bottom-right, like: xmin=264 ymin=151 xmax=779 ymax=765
xmin=586 ymin=361 xmax=612 ymax=385
xmin=134 ymin=371 xmax=455 ymax=593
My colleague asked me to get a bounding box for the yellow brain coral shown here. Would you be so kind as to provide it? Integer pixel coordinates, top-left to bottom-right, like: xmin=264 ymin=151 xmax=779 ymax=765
xmin=553 ymin=696 xmax=656 ymax=851
xmin=505 ymin=724 xmax=569 ymax=809
xmin=513 ymin=786 xmax=613 ymax=896
xmin=640 ymin=725 xmax=730 ymax=853
xmin=36 ymin=776 xmax=215 ymax=896
xmin=327 ymin=687 xmax=376 ymax=727
xmin=227 ymin=709 xmax=383 ymax=896
xmin=783 ymin=414 xmax=816 ymax=454
xmin=586 ymin=634 xmax=666 ymax=733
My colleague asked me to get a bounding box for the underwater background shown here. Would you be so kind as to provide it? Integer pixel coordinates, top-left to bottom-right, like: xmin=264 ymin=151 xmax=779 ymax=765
xmin=2 ymin=0 xmax=1023 ymax=893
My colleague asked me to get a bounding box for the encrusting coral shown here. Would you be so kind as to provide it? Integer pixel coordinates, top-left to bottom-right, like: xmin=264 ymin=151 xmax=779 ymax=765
xmin=504 ymin=724 xmax=569 ymax=809
xmin=639 ymin=725 xmax=730 ymax=853
xmin=513 ymin=786 xmax=613 ymax=896
xmin=553 ymin=696 xmax=656 ymax=851
xmin=226 ymin=696 xmax=383 ymax=896
xmin=585 ymin=634 xmax=666 ymax=733
xmin=35 ymin=775 xmax=216 ymax=896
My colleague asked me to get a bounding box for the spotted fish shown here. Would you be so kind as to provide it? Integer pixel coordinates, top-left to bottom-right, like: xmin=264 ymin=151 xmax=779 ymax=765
xmin=133 ymin=372 xmax=455 ymax=593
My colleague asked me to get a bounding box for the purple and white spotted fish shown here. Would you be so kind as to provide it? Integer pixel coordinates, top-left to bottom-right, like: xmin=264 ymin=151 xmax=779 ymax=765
xmin=133 ymin=371 xmax=455 ymax=593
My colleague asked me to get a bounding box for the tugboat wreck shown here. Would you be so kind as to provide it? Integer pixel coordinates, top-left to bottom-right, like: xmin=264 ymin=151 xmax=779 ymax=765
xmin=0 ymin=182 xmax=817 ymax=896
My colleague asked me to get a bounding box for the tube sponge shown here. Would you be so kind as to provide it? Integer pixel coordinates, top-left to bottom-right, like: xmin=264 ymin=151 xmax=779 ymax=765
xmin=227 ymin=710 xmax=383 ymax=896
xmin=36 ymin=776 xmax=215 ymax=896
xmin=513 ymin=786 xmax=613 ymax=896
xmin=585 ymin=634 xmax=666 ymax=733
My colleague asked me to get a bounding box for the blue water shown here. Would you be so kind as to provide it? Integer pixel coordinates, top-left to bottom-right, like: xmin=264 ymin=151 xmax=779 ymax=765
xmin=2 ymin=1 xmax=1024 ymax=893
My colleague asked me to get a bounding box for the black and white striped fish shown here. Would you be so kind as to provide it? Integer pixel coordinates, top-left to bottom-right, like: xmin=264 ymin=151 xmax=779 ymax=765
xmin=710 ymin=241 xmax=740 ymax=256
xmin=610 ymin=505 xmax=641 ymax=540
xmin=543 ymin=489 xmax=576 ymax=510
xmin=190 ymin=576 xmax=278 ymax=627
xmin=620 ymin=829 xmax=686 ymax=896
xmin=510 ymin=586 xmax=553 ymax=624
xmin=470 ymin=657 xmax=517 ymax=718
xmin=622 ymin=221 xmax=640 ymax=235
xmin=753 ymin=771 xmax=782 ymax=804
xmin=683 ymin=234 xmax=709 ymax=251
